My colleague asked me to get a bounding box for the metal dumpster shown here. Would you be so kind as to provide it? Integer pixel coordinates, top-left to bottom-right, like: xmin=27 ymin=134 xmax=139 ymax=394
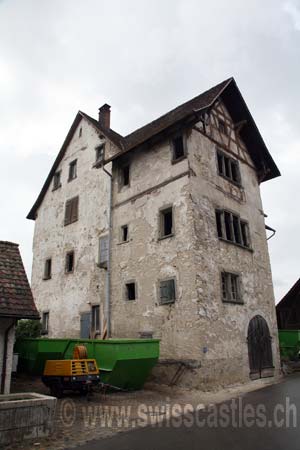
xmin=278 ymin=330 xmax=300 ymax=359
xmin=15 ymin=338 xmax=160 ymax=390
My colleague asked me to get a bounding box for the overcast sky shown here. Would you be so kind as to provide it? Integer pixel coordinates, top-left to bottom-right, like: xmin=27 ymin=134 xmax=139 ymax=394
xmin=0 ymin=0 xmax=299 ymax=302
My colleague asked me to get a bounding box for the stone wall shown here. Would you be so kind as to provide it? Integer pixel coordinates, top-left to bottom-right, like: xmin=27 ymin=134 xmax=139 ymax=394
xmin=31 ymin=118 xmax=112 ymax=337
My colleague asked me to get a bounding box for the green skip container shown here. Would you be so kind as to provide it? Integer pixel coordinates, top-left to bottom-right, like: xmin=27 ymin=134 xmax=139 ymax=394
xmin=15 ymin=338 xmax=160 ymax=390
xmin=278 ymin=330 xmax=300 ymax=359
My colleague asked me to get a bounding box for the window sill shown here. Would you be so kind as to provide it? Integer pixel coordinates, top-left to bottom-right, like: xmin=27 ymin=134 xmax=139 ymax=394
xmin=158 ymin=233 xmax=174 ymax=241
xmin=158 ymin=300 xmax=176 ymax=306
xmin=218 ymin=173 xmax=242 ymax=189
xmin=65 ymin=270 xmax=74 ymax=275
xmin=222 ymin=299 xmax=244 ymax=305
xmin=43 ymin=277 xmax=51 ymax=281
xmin=171 ymin=155 xmax=187 ymax=165
xmin=52 ymin=184 xmax=62 ymax=192
xmin=117 ymin=240 xmax=130 ymax=245
xmin=67 ymin=177 xmax=77 ymax=183
xmin=218 ymin=237 xmax=253 ymax=252
xmin=64 ymin=219 xmax=78 ymax=227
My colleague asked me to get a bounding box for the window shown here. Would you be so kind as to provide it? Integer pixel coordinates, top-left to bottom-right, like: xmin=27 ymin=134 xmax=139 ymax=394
xmin=159 ymin=279 xmax=176 ymax=305
xmin=215 ymin=209 xmax=251 ymax=248
xmin=53 ymin=171 xmax=61 ymax=190
xmin=43 ymin=258 xmax=52 ymax=280
xmin=64 ymin=196 xmax=79 ymax=226
xmin=172 ymin=135 xmax=186 ymax=161
xmin=218 ymin=119 xmax=228 ymax=135
xmin=221 ymin=272 xmax=242 ymax=303
xmin=68 ymin=159 xmax=77 ymax=181
xmin=160 ymin=206 xmax=173 ymax=238
xmin=95 ymin=144 xmax=105 ymax=165
xmin=65 ymin=251 xmax=74 ymax=273
xmin=121 ymin=225 xmax=129 ymax=242
xmin=217 ymin=150 xmax=241 ymax=184
xmin=42 ymin=312 xmax=49 ymax=334
xmin=98 ymin=235 xmax=109 ymax=268
xmin=120 ymin=165 xmax=130 ymax=188
xmin=91 ymin=305 xmax=100 ymax=331
xmin=125 ymin=282 xmax=136 ymax=301
xmin=79 ymin=127 xmax=82 ymax=138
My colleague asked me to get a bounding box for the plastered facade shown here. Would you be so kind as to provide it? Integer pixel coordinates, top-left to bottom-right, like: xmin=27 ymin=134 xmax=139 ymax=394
xmin=31 ymin=100 xmax=280 ymax=388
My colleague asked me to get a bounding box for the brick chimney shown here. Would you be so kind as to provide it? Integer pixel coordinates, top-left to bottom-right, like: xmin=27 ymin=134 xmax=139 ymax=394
xmin=98 ymin=103 xmax=111 ymax=129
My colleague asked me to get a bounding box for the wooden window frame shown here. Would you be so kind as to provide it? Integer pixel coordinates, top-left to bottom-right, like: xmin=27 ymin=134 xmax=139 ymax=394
xmin=216 ymin=149 xmax=241 ymax=186
xmin=215 ymin=208 xmax=251 ymax=250
xmin=64 ymin=196 xmax=79 ymax=226
xmin=65 ymin=250 xmax=75 ymax=274
xmin=221 ymin=271 xmax=243 ymax=304
xmin=94 ymin=143 xmax=105 ymax=167
xmin=171 ymin=133 xmax=187 ymax=163
xmin=218 ymin=119 xmax=228 ymax=136
xmin=42 ymin=311 xmax=49 ymax=335
xmin=52 ymin=170 xmax=62 ymax=191
xmin=158 ymin=278 xmax=176 ymax=305
xmin=159 ymin=205 xmax=174 ymax=240
xmin=119 ymin=163 xmax=130 ymax=189
xmin=68 ymin=159 xmax=77 ymax=182
xmin=91 ymin=305 xmax=100 ymax=332
xmin=124 ymin=281 xmax=137 ymax=301
xmin=120 ymin=224 xmax=129 ymax=243
xmin=43 ymin=258 xmax=52 ymax=280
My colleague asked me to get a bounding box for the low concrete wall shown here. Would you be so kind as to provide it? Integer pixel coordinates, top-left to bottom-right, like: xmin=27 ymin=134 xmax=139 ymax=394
xmin=0 ymin=392 xmax=56 ymax=446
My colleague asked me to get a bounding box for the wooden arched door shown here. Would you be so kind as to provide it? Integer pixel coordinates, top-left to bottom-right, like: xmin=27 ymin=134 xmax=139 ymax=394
xmin=247 ymin=315 xmax=274 ymax=379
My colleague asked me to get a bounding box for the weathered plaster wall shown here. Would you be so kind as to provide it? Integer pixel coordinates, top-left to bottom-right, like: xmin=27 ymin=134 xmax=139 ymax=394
xmin=31 ymin=118 xmax=112 ymax=337
xmin=0 ymin=318 xmax=15 ymax=394
xmin=110 ymin=139 xmax=199 ymax=361
xmin=185 ymin=101 xmax=280 ymax=388
xmin=110 ymin=102 xmax=280 ymax=389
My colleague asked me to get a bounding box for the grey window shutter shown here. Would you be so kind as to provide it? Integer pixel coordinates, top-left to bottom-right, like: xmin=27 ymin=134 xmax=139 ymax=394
xmin=71 ymin=196 xmax=79 ymax=223
xmin=64 ymin=200 xmax=72 ymax=225
xmin=160 ymin=280 xmax=175 ymax=304
xmin=99 ymin=236 xmax=109 ymax=268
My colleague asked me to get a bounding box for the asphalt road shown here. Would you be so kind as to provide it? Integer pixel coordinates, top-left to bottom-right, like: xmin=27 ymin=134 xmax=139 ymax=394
xmin=73 ymin=374 xmax=300 ymax=450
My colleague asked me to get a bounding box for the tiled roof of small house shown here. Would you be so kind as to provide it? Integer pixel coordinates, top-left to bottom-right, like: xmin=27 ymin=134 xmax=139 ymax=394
xmin=0 ymin=241 xmax=39 ymax=319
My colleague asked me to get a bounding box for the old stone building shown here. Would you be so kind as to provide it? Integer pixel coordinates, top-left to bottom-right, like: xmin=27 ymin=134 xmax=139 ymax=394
xmin=28 ymin=78 xmax=281 ymax=388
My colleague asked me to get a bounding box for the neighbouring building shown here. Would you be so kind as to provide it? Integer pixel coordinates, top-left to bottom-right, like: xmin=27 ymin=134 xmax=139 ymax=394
xmin=276 ymin=279 xmax=300 ymax=329
xmin=27 ymin=77 xmax=281 ymax=388
xmin=0 ymin=241 xmax=39 ymax=393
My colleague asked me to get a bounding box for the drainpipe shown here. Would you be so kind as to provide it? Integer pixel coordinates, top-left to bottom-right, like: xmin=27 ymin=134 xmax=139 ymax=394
xmin=1 ymin=320 xmax=15 ymax=394
xmin=103 ymin=166 xmax=112 ymax=338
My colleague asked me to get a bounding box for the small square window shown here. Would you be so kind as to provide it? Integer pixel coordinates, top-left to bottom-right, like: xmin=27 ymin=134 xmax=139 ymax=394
xmin=53 ymin=171 xmax=61 ymax=190
xmin=159 ymin=279 xmax=176 ymax=305
xmin=68 ymin=160 xmax=77 ymax=181
xmin=125 ymin=282 xmax=136 ymax=301
xmin=172 ymin=135 xmax=185 ymax=161
xmin=43 ymin=258 xmax=52 ymax=280
xmin=121 ymin=225 xmax=129 ymax=242
xmin=160 ymin=207 xmax=173 ymax=238
xmin=42 ymin=311 xmax=49 ymax=334
xmin=65 ymin=251 xmax=75 ymax=273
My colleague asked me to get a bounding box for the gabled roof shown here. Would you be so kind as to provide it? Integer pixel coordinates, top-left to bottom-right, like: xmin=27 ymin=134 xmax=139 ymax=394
xmin=276 ymin=278 xmax=300 ymax=310
xmin=27 ymin=111 xmax=125 ymax=220
xmin=0 ymin=241 xmax=39 ymax=319
xmin=27 ymin=77 xmax=280 ymax=220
